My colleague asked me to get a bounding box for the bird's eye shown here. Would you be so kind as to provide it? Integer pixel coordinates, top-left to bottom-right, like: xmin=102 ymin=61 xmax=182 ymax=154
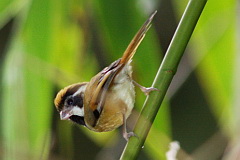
xmin=67 ymin=98 xmax=74 ymax=106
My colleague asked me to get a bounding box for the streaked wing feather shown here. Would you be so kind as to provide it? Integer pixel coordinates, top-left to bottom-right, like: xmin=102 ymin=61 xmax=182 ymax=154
xmin=97 ymin=65 xmax=122 ymax=111
xmin=89 ymin=60 xmax=123 ymax=113
xmin=88 ymin=11 xmax=157 ymax=125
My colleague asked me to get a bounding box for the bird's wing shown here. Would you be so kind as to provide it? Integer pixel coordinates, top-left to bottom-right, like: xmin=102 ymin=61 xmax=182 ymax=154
xmin=87 ymin=11 xmax=157 ymax=126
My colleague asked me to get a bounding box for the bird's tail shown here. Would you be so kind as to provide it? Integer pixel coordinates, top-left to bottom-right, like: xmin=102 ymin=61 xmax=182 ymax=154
xmin=120 ymin=10 xmax=157 ymax=64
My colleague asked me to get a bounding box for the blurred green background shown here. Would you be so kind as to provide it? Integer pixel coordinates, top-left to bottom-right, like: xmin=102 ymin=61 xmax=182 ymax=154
xmin=0 ymin=0 xmax=238 ymax=159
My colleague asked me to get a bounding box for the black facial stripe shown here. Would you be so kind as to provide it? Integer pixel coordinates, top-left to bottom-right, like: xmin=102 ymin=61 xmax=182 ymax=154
xmin=69 ymin=115 xmax=85 ymax=126
xmin=67 ymin=98 xmax=74 ymax=105
xmin=58 ymin=83 xmax=87 ymax=111
xmin=73 ymin=94 xmax=83 ymax=108
xmin=58 ymin=86 xmax=81 ymax=111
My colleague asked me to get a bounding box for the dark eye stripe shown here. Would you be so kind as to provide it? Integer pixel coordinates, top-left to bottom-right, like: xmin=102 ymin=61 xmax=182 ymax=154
xmin=57 ymin=83 xmax=87 ymax=111
xmin=67 ymin=98 xmax=74 ymax=105
xmin=73 ymin=94 xmax=83 ymax=108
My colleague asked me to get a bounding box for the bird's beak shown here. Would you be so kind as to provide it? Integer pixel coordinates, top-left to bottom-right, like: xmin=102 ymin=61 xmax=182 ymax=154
xmin=60 ymin=109 xmax=73 ymax=120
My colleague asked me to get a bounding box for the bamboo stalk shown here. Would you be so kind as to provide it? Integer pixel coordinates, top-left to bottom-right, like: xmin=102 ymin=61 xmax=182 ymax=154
xmin=120 ymin=0 xmax=208 ymax=159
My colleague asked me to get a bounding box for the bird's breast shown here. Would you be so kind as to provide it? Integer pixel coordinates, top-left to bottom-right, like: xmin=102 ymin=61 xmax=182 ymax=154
xmin=86 ymin=64 xmax=136 ymax=132
xmin=112 ymin=63 xmax=135 ymax=117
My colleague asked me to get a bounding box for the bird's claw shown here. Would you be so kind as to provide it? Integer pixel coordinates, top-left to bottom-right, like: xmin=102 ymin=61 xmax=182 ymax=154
xmin=140 ymin=87 xmax=159 ymax=96
xmin=123 ymin=131 xmax=138 ymax=141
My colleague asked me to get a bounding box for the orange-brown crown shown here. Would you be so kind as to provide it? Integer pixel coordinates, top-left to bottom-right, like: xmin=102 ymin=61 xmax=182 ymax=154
xmin=54 ymin=82 xmax=88 ymax=111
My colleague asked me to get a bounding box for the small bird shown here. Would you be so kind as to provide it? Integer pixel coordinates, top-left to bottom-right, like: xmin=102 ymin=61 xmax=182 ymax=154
xmin=54 ymin=11 xmax=157 ymax=141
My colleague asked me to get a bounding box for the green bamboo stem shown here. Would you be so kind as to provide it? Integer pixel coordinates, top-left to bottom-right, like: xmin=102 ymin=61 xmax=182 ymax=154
xmin=120 ymin=0 xmax=208 ymax=159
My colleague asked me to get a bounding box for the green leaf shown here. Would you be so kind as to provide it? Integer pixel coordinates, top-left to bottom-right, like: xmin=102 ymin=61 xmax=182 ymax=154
xmin=190 ymin=0 xmax=236 ymax=133
xmin=0 ymin=0 xmax=28 ymax=29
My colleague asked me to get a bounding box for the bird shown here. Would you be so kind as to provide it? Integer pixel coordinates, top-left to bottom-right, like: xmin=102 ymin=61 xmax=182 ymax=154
xmin=54 ymin=11 xmax=157 ymax=141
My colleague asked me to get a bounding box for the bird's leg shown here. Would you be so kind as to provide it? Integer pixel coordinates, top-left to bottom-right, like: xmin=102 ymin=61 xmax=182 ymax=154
xmin=122 ymin=114 xmax=136 ymax=141
xmin=132 ymin=80 xmax=158 ymax=96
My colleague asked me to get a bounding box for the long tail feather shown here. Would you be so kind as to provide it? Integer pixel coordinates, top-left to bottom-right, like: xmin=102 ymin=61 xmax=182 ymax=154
xmin=120 ymin=10 xmax=157 ymax=64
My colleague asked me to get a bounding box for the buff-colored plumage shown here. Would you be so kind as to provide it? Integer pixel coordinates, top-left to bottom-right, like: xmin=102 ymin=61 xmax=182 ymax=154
xmin=54 ymin=11 xmax=157 ymax=140
xmin=83 ymin=11 xmax=157 ymax=132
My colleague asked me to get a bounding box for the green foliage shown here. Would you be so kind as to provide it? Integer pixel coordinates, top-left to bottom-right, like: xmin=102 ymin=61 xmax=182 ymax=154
xmin=0 ymin=0 xmax=238 ymax=159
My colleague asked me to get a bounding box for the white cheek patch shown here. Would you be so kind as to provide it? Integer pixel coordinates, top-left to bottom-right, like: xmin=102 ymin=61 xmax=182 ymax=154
xmin=72 ymin=106 xmax=84 ymax=116
xmin=70 ymin=85 xmax=86 ymax=117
